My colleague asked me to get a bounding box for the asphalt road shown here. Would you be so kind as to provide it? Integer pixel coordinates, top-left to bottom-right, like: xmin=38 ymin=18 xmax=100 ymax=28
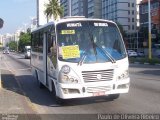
xmin=0 ymin=52 xmax=160 ymax=120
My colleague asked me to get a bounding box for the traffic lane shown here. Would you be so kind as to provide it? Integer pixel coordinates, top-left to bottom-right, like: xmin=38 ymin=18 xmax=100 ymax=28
xmin=13 ymin=72 xmax=160 ymax=113
xmin=129 ymin=64 xmax=160 ymax=76
xmin=2 ymin=52 xmax=31 ymax=74
xmin=2 ymin=54 xmax=160 ymax=114
xmin=129 ymin=64 xmax=160 ymax=113
xmin=7 ymin=52 xmax=30 ymax=67
xmin=129 ymin=74 xmax=160 ymax=112
xmin=17 ymin=71 xmax=160 ymax=114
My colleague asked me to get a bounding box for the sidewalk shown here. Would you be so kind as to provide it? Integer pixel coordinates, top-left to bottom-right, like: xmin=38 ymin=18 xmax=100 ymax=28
xmin=0 ymin=69 xmax=36 ymax=114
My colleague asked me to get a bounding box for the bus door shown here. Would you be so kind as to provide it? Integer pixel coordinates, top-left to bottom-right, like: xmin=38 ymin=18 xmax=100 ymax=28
xmin=41 ymin=32 xmax=47 ymax=86
xmin=47 ymin=29 xmax=57 ymax=85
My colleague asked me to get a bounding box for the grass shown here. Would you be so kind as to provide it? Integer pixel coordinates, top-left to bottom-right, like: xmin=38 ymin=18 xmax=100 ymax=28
xmin=129 ymin=57 xmax=160 ymax=65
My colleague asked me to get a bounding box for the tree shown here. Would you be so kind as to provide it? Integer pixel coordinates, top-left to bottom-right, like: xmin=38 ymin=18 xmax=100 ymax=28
xmin=18 ymin=32 xmax=31 ymax=52
xmin=0 ymin=18 xmax=4 ymax=29
xmin=8 ymin=41 xmax=17 ymax=51
xmin=44 ymin=0 xmax=63 ymax=21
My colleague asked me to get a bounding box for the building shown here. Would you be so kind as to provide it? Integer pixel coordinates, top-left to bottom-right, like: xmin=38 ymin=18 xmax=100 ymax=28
xmin=88 ymin=0 xmax=102 ymax=18
xmin=60 ymin=0 xmax=101 ymax=18
xmin=137 ymin=0 xmax=142 ymax=28
xmin=139 ymin=0 xmax=160 ymax=46
xmin=1 ymin=34 xmax=12 ymax=47
xmin=37 ymin=0 xmax=49 ymax=26
xmin=102 ymin=0 xmax=137 ymax=34
xmin=139 ymin=0 xmax=160 ymax=33
xmin=30 ymin=17 xmax=37 ymax=31
xmin=60 ymin=0 xmax=69 ymax=17
xmin=72 ymin=0 xmax=88 ymax=17
xmin=60 ymin=0 xmax=88 ymax=17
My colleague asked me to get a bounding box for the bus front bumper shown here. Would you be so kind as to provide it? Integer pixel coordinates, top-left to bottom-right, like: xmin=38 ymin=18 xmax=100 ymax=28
xmin=56 ymin=78 xmax=130 ymax=99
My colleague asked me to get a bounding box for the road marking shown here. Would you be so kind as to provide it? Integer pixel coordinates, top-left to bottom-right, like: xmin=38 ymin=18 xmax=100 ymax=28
xmin=17 ymin=68 xmax=31 ymax=71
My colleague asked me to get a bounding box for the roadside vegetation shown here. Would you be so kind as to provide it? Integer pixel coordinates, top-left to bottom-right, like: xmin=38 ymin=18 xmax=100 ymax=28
xmin=8 ymin=41 xmax=17 ymax=51
xmin=18 ymin=30 xmax=31 ymax=52
xmin=129 ymin=57 xmax=160 ymax=65
xmin=7 ymin=28 xmax=31 ymax=52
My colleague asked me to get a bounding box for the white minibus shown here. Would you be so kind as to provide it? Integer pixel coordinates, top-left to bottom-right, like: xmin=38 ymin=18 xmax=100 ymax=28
xmin=31 ymin=17 xmax=130 ymax=104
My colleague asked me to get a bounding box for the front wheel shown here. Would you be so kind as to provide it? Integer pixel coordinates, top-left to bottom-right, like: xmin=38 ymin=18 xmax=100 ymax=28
xmin=52 ymin=82 xmax=65 ymax=105
xmin=108 ymin=94 xmax=120 ymax=100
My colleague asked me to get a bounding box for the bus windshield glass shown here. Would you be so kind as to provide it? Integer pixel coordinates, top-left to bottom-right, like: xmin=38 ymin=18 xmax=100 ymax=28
xmin=57 ymin=21 xmax=127 ymax=63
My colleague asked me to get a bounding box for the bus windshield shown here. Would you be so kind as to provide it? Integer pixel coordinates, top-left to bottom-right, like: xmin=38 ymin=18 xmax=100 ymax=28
xmin=57 ymin=21 xmax=127 ymax=64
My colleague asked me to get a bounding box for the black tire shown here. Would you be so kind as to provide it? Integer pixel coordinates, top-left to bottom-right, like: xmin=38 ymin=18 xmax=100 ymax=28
xmin=108 ymin=94 xmax=120 ymax=100
xmin=35 ymin=71 xmax=45 ymax=89
xmin=52 ymin=82 xmax=65 ymax=105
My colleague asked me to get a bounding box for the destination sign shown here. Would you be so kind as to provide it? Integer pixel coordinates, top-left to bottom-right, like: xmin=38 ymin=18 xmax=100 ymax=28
xmin=94 ymin=23 xmax=108 ymax=27
xmin=67 ymin=23 xmax=82 ymax=27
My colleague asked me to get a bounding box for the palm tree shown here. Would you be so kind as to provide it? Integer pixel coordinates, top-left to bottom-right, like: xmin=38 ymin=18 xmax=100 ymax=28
xmin=44 ymin=0 xmax=63 ymax=21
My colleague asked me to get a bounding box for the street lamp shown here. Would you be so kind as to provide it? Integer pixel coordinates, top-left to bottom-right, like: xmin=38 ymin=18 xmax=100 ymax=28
xmin=148 ymin=0 xmax=152 ymax=59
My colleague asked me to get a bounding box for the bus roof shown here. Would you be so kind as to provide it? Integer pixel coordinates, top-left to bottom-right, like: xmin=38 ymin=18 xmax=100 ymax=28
xmin=32 ymin=17 xmax=116 ymax=33
xmin=56 ymin=16 xmax=115 ymax=25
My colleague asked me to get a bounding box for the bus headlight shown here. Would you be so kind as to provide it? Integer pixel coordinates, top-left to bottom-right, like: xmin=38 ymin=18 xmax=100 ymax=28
xmin=60 ymin=74 xmax=80 ymax=83
xmin=117 ymin=70 xmax=129 ymax=80
xmin=59 ymin=65 xmax=80 ymax=84
xmin=61 ymin=75 xmax=69 ymax=82
xmin=61 ymin=65 xmax=70 ymax=74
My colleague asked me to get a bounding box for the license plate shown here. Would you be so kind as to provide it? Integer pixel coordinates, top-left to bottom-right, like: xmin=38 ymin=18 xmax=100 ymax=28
xmin=93 ymin=91 xmax=105 ymax=96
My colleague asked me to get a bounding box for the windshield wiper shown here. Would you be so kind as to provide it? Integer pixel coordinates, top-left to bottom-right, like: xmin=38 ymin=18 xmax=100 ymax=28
xmin=77 ymin=52 xmax=87 ymax=66
xmin=89 ymin=33 xmax=116 ymax=64
xmin=95 ymin=44 xmax=116 ymax=63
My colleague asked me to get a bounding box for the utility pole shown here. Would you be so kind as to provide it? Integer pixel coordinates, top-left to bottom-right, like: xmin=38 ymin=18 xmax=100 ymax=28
xmin=148 ymin=0 xmax=152 ymax=59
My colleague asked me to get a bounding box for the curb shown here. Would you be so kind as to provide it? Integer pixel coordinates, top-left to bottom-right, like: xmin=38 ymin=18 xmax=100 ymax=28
xmin=130 ymin=62 xmax=160 ymax=66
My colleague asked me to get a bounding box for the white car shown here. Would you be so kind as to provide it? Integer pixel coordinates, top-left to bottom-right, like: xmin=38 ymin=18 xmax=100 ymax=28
xmin=127 ymin=50 xmax=138 ymax=57
xmin=3 ymin=50 xmax=9 ymax=54
xmin=24 ymin=49 xmax=31 ymax=59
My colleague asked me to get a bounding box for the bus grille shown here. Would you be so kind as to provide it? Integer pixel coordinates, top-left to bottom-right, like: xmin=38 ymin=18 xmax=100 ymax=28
xmin=87 ymin=86 xmax=111 ymax=93
xmin=82 ymin=69 xmax=113 ymax=83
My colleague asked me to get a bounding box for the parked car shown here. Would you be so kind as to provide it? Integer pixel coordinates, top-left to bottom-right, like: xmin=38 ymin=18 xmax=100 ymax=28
xmin=137 ymin=51 xmax=145 ymax=57
xmin=127 ymin=50 xmax=137 ymax=57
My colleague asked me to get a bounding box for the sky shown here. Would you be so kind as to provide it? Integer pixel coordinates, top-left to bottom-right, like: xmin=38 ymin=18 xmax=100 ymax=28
xmin=0 ymin=0 xmax=36 ymax=34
